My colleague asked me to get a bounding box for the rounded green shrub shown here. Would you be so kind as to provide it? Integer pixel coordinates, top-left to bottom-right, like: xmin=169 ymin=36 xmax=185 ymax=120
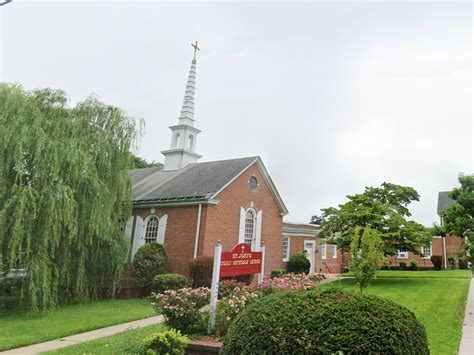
xmin=287 ymin=252 xmax=310 ymax=274
xmin=153 ymin=273 xmax=188 ymax=293
xmin=189 ymin=256 xmax=213 ymax=288
xmin=409 ymin=259 xmax=418 ymax=270
xmin=132 ymin=243 xmax=168 ymax=287
xmin=222 ymin=289 xmax=429 ymax=354
xmin=144 ymin=329 xmax=188 ymax=355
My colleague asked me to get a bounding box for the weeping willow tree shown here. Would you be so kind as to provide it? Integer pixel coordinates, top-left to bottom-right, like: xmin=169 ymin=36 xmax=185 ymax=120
xmin=0 ymin=84 xmax=137 ymax=310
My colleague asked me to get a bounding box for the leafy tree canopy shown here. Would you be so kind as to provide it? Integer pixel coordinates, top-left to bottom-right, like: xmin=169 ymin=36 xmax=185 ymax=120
xmin=435 ymin=174 xmax=474 ymax=260
xmin=318 ymin=182 xmax=431 ymax=255
xmin=0 ymin=84 xmax=137 ymax=310
xmin=129 ymin=154 xmax=162 ymax=169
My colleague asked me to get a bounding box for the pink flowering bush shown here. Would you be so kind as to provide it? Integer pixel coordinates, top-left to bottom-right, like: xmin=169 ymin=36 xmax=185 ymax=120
xmin=152 ymin=287 xmax=210 ymax=334
xmin=216 ymin=285 xmax=260 ymax=337
xmin=259 ymin=273 xmax=320 ymax=294
xmin=219 ymin=279 xmax=247 ymax=299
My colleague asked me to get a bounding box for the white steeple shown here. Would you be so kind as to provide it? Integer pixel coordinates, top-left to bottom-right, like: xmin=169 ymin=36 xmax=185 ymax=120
xmin=162 ymin=42 xmax=203 ymax=171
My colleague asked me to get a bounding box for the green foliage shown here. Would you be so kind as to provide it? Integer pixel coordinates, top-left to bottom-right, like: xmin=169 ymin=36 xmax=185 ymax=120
xmin=318 ymin=182 xmax=431 ymax=255
xmin=270 ymin=268 xmax=286 ymax=278
xmin=152 ymin=274 xmax=188 ymax=294
xmin=349 ymin=228 xmax=384 ymax=294
xmin=0 ymin=84 xmax=136 ymax=310
xmin=143 ymin=329 xmax=188 ymax=355
xmin=287 ymin=252 xmax=310 ymax=274
xmin=0 ymin=299 xmax=155 ymax=351
xmin=153 ymin=287 xmax=210 ymax=334
xmin=381 ymin=258 xmax=391 ymax=270
xmin=410 ymin=260 xmax=418 ymax=269
xmin=129 ymin=154 xmax=163 ymax=169
xmin=399 ymin=262 xmax=407 ymax=269
xmin=132 ymin=244 xmax=168 ymax=287
xmin=218 ymin=279 xmax=247 ymax=299
xmin=431 ymin=255 xmax=443 ymax=270
xmin=188 ymin=256 xmax=213 ymax=288
xmin=216 ymin=286 xmax=259 ymax=337
xmin=222 ymin=289 xmax=429 ymax=355
xmin=436 ymin=174 xmax=474 ymax=262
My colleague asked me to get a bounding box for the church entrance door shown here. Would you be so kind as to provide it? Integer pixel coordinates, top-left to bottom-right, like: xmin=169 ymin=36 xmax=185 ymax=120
xmin=304 ymin=240 xmax=316 ymax=274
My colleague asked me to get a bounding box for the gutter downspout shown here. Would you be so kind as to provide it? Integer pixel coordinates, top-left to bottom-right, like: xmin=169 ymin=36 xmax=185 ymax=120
xmin=193 ymin=204 xmax=202 ymax=258
xmin=443 ymin=236 xmax=448 ymax=269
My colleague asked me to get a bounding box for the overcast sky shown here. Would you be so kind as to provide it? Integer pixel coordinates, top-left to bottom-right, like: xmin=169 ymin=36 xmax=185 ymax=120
xmin=1 ymin=1 xmax=472 ymax=226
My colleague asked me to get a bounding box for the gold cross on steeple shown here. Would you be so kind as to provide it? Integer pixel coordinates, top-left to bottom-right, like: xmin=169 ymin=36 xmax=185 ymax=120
xmin=191 ymin=41 xmax=200 ymax=64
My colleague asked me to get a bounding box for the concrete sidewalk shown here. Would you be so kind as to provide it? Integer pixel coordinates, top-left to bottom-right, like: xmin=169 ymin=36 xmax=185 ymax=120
xmin=459 ymin=277 xmax=474 ymax=354
xmin=1 ymin=315 xmax=164 ymax=355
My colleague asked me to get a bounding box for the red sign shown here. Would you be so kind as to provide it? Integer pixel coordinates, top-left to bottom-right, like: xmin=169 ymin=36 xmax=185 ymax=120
xmin=220 ymin=243 xmax=263 ymax=278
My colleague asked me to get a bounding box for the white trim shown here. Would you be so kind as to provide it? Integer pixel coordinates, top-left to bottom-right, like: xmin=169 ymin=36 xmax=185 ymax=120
xmin=209 ymin=157 xmax=289 ymax=215
xmin=238 ymin=207 xmax=246 ymax=244
xmin=421 ymin=243 xmax=433 ymax=259
xmin=332 ymin=244 xmax=337 ymax=259
xmin=255 ymin=210 xmax=263 ymax=251
xmin=397 ymin=250 xmax=409 ymax=259
xmin=156 ymin=214 xmax=167 ymax=245
xmin=282 ymin=235 xmax=290 ymax=262
xmin=132 ymin=216 xmax=145 ymax=258
xmin=304 ymin=240 xmax=316 ymax=274
xmin=321 ymin=238 xmax=327 ymax=259
xmin=193 ymin=204 xmax=202 ymax=258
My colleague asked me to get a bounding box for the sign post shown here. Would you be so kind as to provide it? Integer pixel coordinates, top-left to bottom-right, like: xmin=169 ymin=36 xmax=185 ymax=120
xmin=207 ymin=242 xmax=263 ymax=333
xmin=258 ymin=243 xmax=266 ymax=284
xmin=208 ymin=241 xmax=222 ymax=334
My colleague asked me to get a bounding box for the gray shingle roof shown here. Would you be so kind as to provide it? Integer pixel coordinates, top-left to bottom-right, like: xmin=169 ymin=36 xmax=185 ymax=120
xmin=437 ymin=191 xmax=456 ymax=215
xmin=129 ymin=156 xmax=259 ymax=202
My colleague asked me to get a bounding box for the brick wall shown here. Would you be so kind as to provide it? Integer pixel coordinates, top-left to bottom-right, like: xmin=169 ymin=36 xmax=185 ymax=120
xmin=131 ymin=162 xmax=284 ymax=279
xmin=131 ymin=206 xmax=199 ymax=276
xmin=201 ymin=163 xmax=284 ymax=278
xmin=286 ymin=236 xmax=344 ymax=274
xmin=387 ymin=234 xmax=464 ymax=268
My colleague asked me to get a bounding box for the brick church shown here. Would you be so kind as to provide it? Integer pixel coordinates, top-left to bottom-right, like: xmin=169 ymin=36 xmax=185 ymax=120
xmin=125 ymin=45 xmax=464 ymax=278
xmin=125 ymin=45 xmax=294 ymax=278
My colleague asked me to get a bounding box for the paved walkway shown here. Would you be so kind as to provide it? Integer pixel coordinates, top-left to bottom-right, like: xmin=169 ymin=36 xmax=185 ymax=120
xmin=2 ymin=315 xmax=164 ymax=355
xmin=459 ymin=277 xmax=474 ymax=354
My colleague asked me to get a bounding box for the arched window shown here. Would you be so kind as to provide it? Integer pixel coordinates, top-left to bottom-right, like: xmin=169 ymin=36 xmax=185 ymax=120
xmin=244 ymin=209 xmax=256 ymax=246
xmin=188 ymin=135 xmax=194 ymax=149
xmin=145 ymin=216 xmax=159 ymax=244
xmin=175 ymin=133 xmax=181 ymax=147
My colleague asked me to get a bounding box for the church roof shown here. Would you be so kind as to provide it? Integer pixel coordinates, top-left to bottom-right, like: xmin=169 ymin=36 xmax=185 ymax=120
xmin=129 ymin=156 xmax=288 ymax=214
xmin=437 ymin=191 xmax=456 ymax=216
xmin=129 ymin=157 xmax=281 ymax=210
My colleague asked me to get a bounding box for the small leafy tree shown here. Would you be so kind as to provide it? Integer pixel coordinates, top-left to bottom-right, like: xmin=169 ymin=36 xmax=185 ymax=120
xmin=350 ymin=227 xmax=384 ymax=294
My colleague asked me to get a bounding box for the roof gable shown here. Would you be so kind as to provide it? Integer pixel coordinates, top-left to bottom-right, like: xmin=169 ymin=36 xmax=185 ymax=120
xmin=129 ymin=156 xmax=288 ymax=215
xmin=209 ymin=157 xmax=288 ymax=215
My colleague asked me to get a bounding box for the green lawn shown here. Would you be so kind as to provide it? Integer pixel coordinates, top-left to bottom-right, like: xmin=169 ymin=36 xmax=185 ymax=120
xmin=45 ymin=324 xmax=168 ymax=355
xmin=0 ymin=298 xmax=156 ymax=351
xmin=321 ymin=272 xmax=470 ymax=355
xmin=344 ymin=269 xmax=471 ymax=279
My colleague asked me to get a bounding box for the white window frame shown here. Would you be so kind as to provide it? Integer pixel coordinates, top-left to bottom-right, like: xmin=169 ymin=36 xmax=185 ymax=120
xmin=282 ymin=236 xmax=290 ymax=262
xmin=397 ymin=250 xmax=409 ymax=259
xmin=144 ymin=215 xmax=159 ymax=244
xmin=332 ymin=244 xmax=337 ymax=259
xmin=321 ymin=239 xmax=327 ymax=259
xmin=421 ymin=244 xmax=432 ymax=259
xmin=244 ymin=208 xmax=256 ymax=247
